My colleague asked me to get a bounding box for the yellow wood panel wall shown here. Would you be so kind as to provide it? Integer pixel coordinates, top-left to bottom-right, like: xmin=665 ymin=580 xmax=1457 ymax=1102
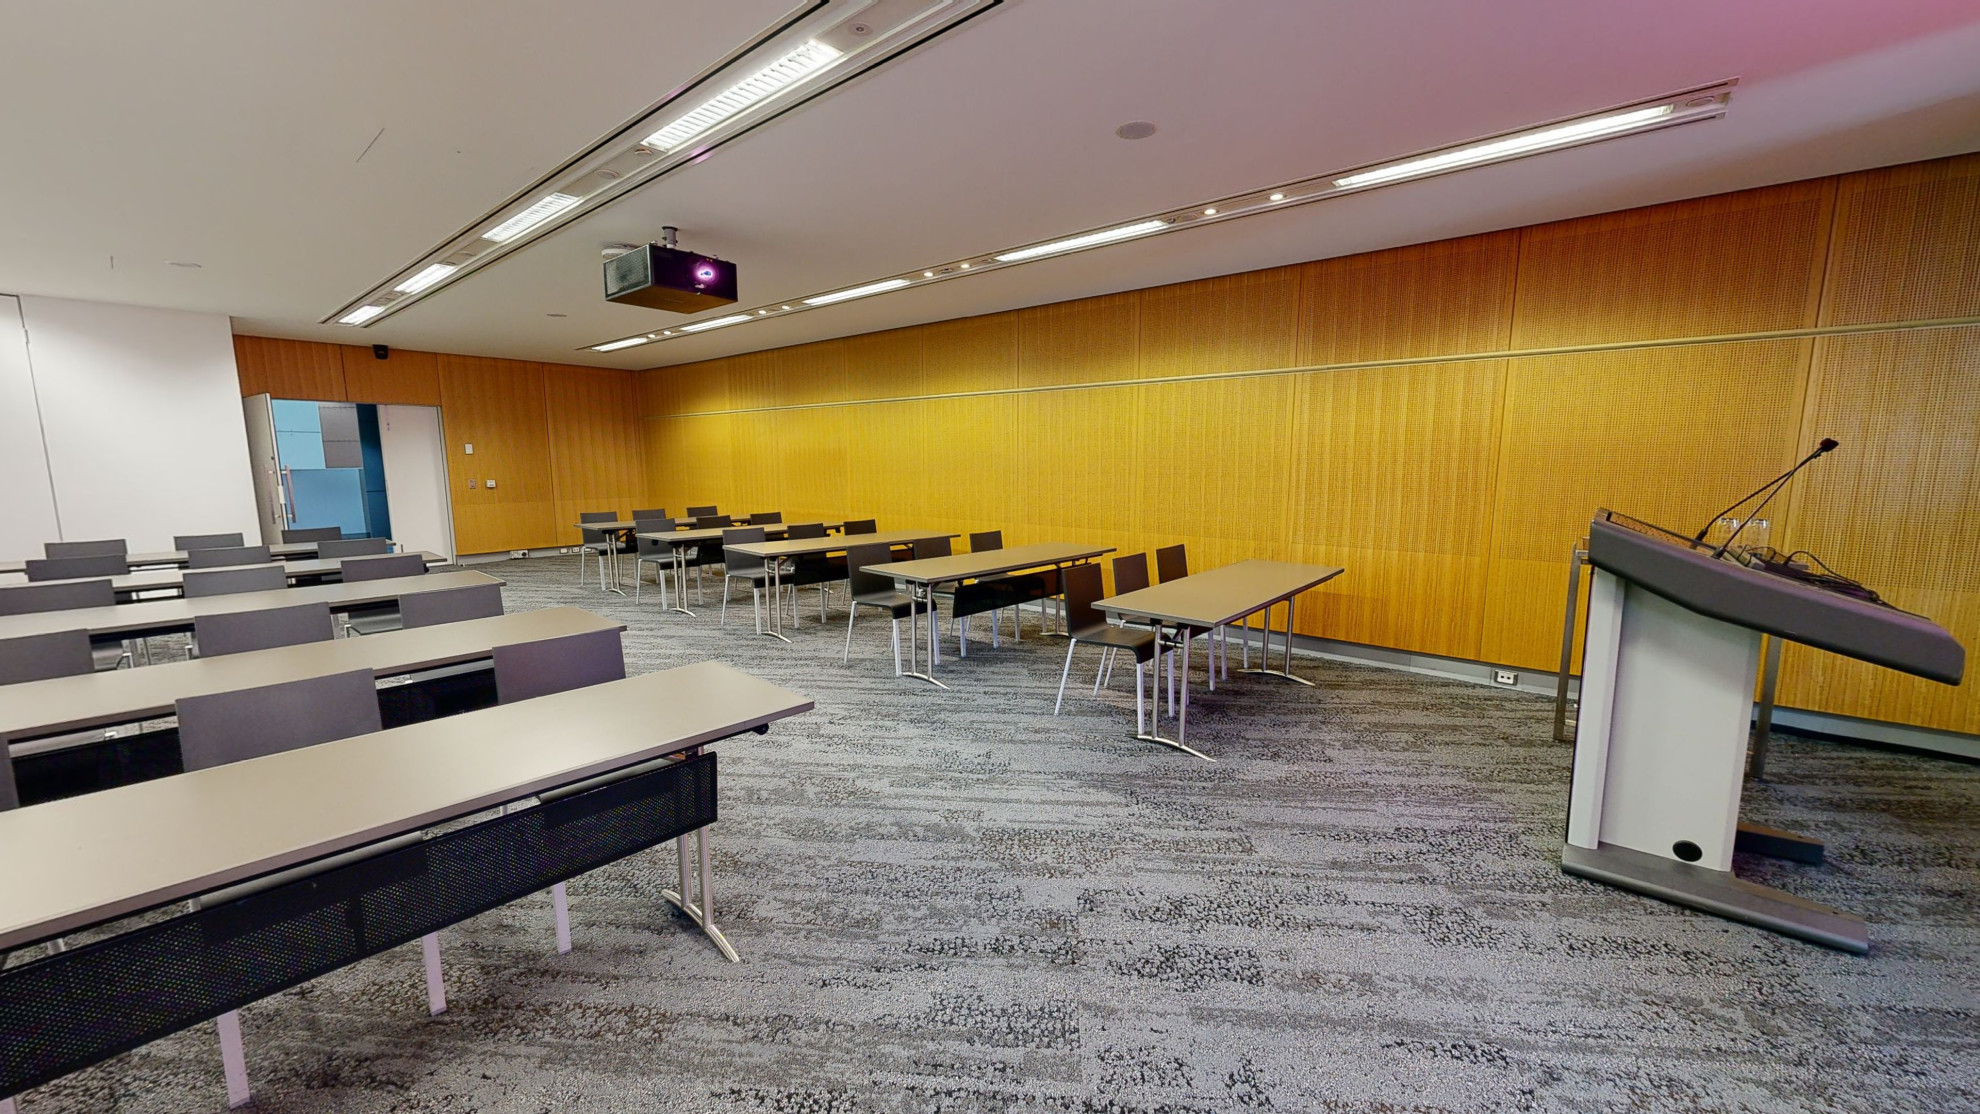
xmin=546 ymin=364 xmax=651 ymax=544
xmin=341 ymin=346 xmax=441 ymax=406
xmin=638 ymin=153 xmax=1980 ymax=736
xmin=234 ymin=335 xmax=347 ymax=401
xmin=437 ymin=354 xmax=556 ymax=554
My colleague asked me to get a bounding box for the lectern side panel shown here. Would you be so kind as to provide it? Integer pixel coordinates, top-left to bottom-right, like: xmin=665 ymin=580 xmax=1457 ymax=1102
xmin=1566 ymin=569 xmax=1626 ymax=850
xmin=1601 ymin=585 xmax=1760 ymax=871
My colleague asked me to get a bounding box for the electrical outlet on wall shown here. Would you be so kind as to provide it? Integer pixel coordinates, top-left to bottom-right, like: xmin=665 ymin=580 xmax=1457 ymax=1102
xmin=465 ymin=478 xmax=477 ymax=491
xmin=485 ymin=479 xmax=497 ymax=489
xmin=1494 ymin=670 xmax=1518 ymax=686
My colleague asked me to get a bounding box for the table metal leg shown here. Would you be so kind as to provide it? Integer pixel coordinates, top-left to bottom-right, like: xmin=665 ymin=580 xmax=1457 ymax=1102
xmin=1239 ymin=597 xmax=1315 ymax=686
xmin=660 ymin=827 xmax=740 ymax=962
xmin=900 ymin=582 xmax=947 ymax=688
xmin=761 ymin=560 xmax=792 ymax=643
xmin=1132 ymin=620 xmax=1213 ymax=761
xmin=601 ymin=529 xmax=628 ymax=596
xmin=669 ymin=548 xmax=696 ymax=617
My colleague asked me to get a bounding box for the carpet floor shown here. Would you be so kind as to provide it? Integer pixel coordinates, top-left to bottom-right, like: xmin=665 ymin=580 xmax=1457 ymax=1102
xmin=17 ymin=555 xmax=1980 ymax=1114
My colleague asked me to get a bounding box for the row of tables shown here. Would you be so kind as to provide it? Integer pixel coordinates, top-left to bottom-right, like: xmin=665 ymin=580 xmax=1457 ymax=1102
xmin=0 ymin=540 xmax=334 ymax=577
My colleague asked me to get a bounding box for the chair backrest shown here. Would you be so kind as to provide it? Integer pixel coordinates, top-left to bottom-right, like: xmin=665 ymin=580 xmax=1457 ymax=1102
xmin=843 ymin=518 xmax=877 ymax=535
xmin=45 ymin=539 xmax=126 ymax=559
xmin=913 ymin=536 xmax=952 ymax=560
xmin=25 ymin=554 xmax=129 ymax=581
xmin=192 ymin=602 xmax=335 ymax=657
xmin=635 ymin=521 xmax=677 ymax=557
xmin=493 ymin=628 xmax=626 ymax=704
xmin=281 ymin=526 xmax=343 ymax=543
xmin=0 ymin=755 xmax=16 ymax=811
xmin=182 ymin=564 xmax=288 ymax=598
xmin=176 ymin=669 xmax=382 ymax=771
xmin=1062 ymin=562 xmax=1109 ymax=633
xmin=686 ymin=505 xmax=718 ymax=518
xmin=722 ymin=527 xmax=767 ymax=573
xmin=174 ymin=532 xmax=245 ymax=551
xmin=0 ymin=579 xmax=115 ymax=616
xmin=340 ymin=552 xmax=428 ymax=582
xmin=786 ymin=522 xmax=827 ymax=540
xmin=845 ymin=544 xmax=898 ymax=597
xmin=399 ymin=582 xmax=504 ymax=629
xmin=579 ymin=510 xmax=619 ymax=524
xmin=1113 ymin=552 xmax=1151 ymax=596
xmin=748 ymin=511 xmax=783 ymax=525
xmin=186 ymin=545 xmax=271 ymax=569
xmin=318 ymin=537 xmax=392 ymax=559
xmin=0 ymin=629 xmax=97 ymax=686
xmin=1154 ymin=544 xmax=1189 ymax=584
xmin=969 ymin=530 xmax=1003 ymax=552
xmin=694 ymin=515 xmax=728 ymax=530
xmin=630 ymin=508 xmax=666 ymax=521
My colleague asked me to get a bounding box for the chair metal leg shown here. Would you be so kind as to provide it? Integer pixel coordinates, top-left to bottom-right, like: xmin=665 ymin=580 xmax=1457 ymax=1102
xmin=217 ymin=1009 xmax=250 ymax=1108
xmin=1135 ymin=661 xmax=1147 ymax=736
xmin=1093 ymin=650 xmax=1107 ymax=695
xmin=844 ymin=603 xmax=859 ymax=663
xmin=422 ymin=932 xmax=446 ymax=1015
xmin=552 ymin=882 xmax=572 ymax=954
xmin=719 ymin=580 xmax=731 ymax=627
xmin=890 ymin=618 xmax=903 ymax=676
xmin=1053 ymin=638 xmax=1080 ymax=715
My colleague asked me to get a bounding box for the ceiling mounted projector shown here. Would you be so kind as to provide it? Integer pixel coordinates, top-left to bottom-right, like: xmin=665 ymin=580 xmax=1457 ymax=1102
xmin=604 ymin=227 xmax=738 ymax=313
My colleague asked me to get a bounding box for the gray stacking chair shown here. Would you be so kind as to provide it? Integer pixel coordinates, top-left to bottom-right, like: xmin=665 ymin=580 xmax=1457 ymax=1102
xmin=186 ymin=545 xmax=271 ymax=569
xmin=632 ymin=518 xmax=677 ymax=604
xmin=175 ymin=669 xmax=440 ymax=1107
xmin=0 ymin=629 xmax=96 ymax=686
xmin=1052 ymin=563 xmax=1161 ymax=740
xmin=1093 ymin=553 xmax=1154 ymax=688
xmin=192 ymin=602 xmax=334 ymax=658
xmin=1153 ymin=543 xmax=1225 ymax=691
xmin=340 ymin=552 xmax=429 ymax=635
xmin=493 ymin=627 xmax=628 ymax=955
xmin=0 ymin=580 xmax=130 ymax=670
xmin=319 ymin=537 xmax=392 ymax=559
xmin=399 ymin=582 xmax=504 ymax=629
xmin=630 ymin=508 xmax=667 ymax=521
xmin=577 ymin=510 xmax=622 ymax=588
xmin=281 ymin=526 xmax=343 ymax=543
xmin=182 ymin=565 xmax=288 ymax=599
xmin=174 ymin=532 xmax=245 ymax=551
xmin=25 ymin=553 xmax=129 ymax=581
xmin=959 ymin=530 xmax=1017 ymax=647
xmin=45 ymin=538 xmax=127 ymax=559
xmin=718 ymin=528 xmax=772 ymax=632
xmin=781 ymin=522 xmax=835 ymax=620
xmin=685 ymin=505 xmax=719 ymax=520
xmin=912 ymin=536 xmax=957 ymax=636
xmin=843 ymin=519 xmax=877 ymax=535
xmin=748 ymin=511 xmax=783 ymax=525
xmin=843 ymin=543 xmax=916 ymax=675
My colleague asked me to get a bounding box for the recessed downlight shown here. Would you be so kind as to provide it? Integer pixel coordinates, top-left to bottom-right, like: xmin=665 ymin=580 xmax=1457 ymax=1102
xmin=339 ymin=306 xmax=386 ymax=325
xmin=483 ymin=194 xmax=581 ymax=243
xmin=592 ymin=336 xmax=649 ymax=351
xmin=1203 ymin=208 xmax=1217 ymax=216
xmin=1115 ymin=121 xmax=1157 ymax=140
xmin=995 ymin=219 xmax=1168 ymax=263
xmin=1269 ymin=193 xmax=1285 ymax=202
xmin=395 ymin=263 xmax=457 ymax=294
xmin=643 ymin=41 xmax=842 ymax=152
xmin=803 ymin=278 xmax=911 ymax=306
xmin=681 ymin=313 xmax=755 ymax=332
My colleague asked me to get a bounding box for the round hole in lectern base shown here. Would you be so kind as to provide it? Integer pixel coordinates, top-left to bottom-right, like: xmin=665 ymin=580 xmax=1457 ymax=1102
xmin=1672 ymin=840 xmax=1703 ymax=862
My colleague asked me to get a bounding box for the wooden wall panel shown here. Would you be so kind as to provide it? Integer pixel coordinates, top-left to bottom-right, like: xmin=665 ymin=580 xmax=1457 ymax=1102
xmin=1775 ymin=326 xmax=1980 ymax=733
xmin=1286 ymin=361 xmax=1504 ymax=658
xmin=1018 ymin=292 xmax=1139 ymax=387
xmin=648 ymin=414 xmax=735 ymax=516
xmin=437 ymin=354 xmax=555 ymax=554
xmin=1297 ymin=233 xmax=1518 ymax=366
xmin=1139 ymin=266 xmax=1300 ymax=380
xmin=545 ymin=364 xmax=648 ymax=544
xmin=836 ymin=328 xmax=923 ymax=402
xmin=1511 ymin=181 xmax=1832 ymax=348
xmin=233 ymin=335 xmax=346 ymax=401
xmin=1480 ymin=341 xmax=1808 ymax=670
xmin=922 ymin=312 xmax=1019 ymax=396
xmin=341 ymin=345 xmax=440 ymax=406
xmin=1821 ymin=153 xmax=1980 ymax=325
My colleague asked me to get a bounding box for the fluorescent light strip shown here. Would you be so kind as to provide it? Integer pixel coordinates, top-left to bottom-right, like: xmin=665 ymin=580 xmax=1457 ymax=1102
xmin=995 ymin=219 xmax=1168 ymax=263
xmin=591 ymin=337 xmax=651 ymax=351
xmin=680 ymin=313 xmax=756 ymax=333
xmin=1335 ymin=105 xmax=1675 ymax=188
xmin=338 ymin=305 xmax=385 ymax=325
xmin=645 ymin=41 xmax=841 ymax=152
xmin=394 ymin=263 xmax=457 ymax=294
xmin=803 ymin=278 xmax=911 ymax=306
xmin=483 ymin=193 xmax=582 ymax=243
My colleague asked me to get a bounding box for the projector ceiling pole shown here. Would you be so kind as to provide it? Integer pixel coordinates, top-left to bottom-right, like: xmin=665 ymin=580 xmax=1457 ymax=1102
xmin=660 ymin=226 xmax=678 ymax=249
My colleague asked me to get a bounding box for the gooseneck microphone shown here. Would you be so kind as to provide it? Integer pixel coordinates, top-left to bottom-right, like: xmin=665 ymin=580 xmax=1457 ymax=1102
xmin=1705 ymin=437 xmax=1839 ymax=558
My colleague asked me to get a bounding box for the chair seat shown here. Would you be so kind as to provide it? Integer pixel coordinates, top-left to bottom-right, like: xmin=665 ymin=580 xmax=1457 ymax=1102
xmin=726 ymin=569 xmax=771 ymax=585
xmin=1070 ymin=622 xmax=1157 ymax=661
xmin=853 ymin=590 xmax=915 ymax=619
xmin=344 ymin=608 xmax=404 ymax=636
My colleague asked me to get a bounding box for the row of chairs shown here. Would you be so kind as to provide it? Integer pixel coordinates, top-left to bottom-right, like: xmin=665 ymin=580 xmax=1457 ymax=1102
xmin=20 ymin=535 xmax=392 ymax=583
xmin=1056 ymin=545 xmax=1224 ymax=734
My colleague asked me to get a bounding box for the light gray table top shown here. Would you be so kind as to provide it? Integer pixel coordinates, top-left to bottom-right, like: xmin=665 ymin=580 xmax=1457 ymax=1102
xmin=1 ymin=606 xmax=619 ymax=751
xmin=21 ymin=552 xmax=449 ymax=601
xmin=724 ymin=530 xmax=956 ymax=561
xmin=0 ymin=661 xmax=813 ymax=951
xmin=882 ymin=543 xmax=1115 ymax=585
xmin=0 ymin=569 xmax=502 ymax=642
xmin=0 ymin=541 xmax=378 ymax=576
xmin=1096 ymin=559 xmax=1345 ymax=628
xmin=638 ymin=525 xmax=793 ymax=546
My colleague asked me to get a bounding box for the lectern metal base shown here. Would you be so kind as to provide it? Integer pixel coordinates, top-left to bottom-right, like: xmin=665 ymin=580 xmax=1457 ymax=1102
xmin=1561 ymin=842 xmax=1867 ymax=955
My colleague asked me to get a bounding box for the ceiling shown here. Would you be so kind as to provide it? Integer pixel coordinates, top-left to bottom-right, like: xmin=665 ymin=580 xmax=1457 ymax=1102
xmin=3 ymin=1 xmax=1978 ymax=371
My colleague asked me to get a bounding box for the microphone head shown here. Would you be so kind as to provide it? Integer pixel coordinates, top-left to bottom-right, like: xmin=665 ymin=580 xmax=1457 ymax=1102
xmin=1818 ymin=437 xmax=1839 ymax=453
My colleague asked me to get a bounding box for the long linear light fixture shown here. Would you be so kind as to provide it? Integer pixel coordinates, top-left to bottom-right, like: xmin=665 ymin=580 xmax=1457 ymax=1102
xmin=327 ymin=0 xmax=1003 ymax=328
xmin=585 ymin=80 xmax=1736 ymax=355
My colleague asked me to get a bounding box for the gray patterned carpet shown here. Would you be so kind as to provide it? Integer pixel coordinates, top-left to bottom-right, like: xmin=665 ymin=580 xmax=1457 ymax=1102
xmin=18 ymin=556 xmax=1980 ymax=1113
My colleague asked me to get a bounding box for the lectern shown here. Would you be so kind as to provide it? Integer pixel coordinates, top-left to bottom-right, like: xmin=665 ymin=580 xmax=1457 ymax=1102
xmin=1564 ymin=510 xmax=1964 ymax=953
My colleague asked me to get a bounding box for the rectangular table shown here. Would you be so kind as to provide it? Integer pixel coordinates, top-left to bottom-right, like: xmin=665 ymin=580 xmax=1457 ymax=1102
xmin=0 ymin=661 xmax=813 ymax=1106
xmin=724 ymin=530 xmax=961 ymax=643
xmin=0 ymin=570 xmax=502 ymax=645
xmin=17 ymin=552 xmax=450 ymax=604
xmin=1096 ymin=559 xmax=1343 ymax=758
xmin=0 ymin=541 xmax=399 ymax=578
xmin=880 ymin=543 xmax=1115 ymax=687
xmin=584 ymin=521 xmax=841 ymax=597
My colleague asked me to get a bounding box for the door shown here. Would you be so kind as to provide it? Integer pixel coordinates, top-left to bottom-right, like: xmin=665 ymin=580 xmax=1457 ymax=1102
xmin=241 ymin=393 xmax=284 ymax=546
xmin=377 ymin=404 xmax=456 ymax=562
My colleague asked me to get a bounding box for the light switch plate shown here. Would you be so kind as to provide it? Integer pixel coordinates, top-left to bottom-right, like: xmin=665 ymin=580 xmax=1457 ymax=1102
xmin=485 ymin=479 xmax=497 ymax=489
xmin=464 ymin=443 xmax=474 ymax=454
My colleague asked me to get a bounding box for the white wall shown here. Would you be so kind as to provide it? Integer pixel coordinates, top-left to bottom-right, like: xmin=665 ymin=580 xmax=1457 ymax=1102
xmin=0 ymin=296 xmax=63 ymax=563
xmin=2 ymin=295 xmax=256 ymax=557
xmin=378 ymin=404 xmax=456 ymax=562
